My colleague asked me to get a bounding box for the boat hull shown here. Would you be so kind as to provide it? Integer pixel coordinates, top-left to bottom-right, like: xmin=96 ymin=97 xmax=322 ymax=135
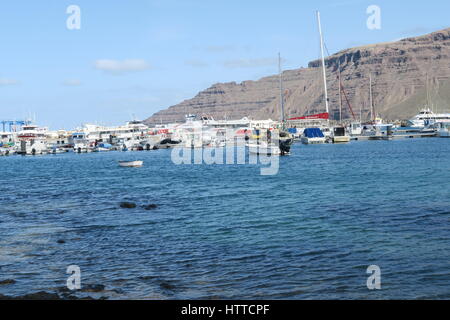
xmin=333 ymin=136 xmax=351 ymax=143
xmin=301 ymin=137 xmax=326 ymax=145
xmin=119 ymin=161 xmax=144 ymax=167
xmin=248 ymin=144 xmax=282 ymax=156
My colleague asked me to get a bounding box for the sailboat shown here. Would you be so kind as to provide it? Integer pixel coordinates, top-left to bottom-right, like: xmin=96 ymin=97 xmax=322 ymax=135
xmin=248 ymin=53 xmax=293 ymax=156
xmin=301 ymin=11 xmax=330 ymax=145
xmin=332 ymin=59 xmax=351 ymax=143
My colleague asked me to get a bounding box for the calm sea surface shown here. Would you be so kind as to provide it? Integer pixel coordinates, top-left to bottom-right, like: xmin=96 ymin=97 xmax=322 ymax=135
xmin=1 ymin=139 xmax=450 ymax=299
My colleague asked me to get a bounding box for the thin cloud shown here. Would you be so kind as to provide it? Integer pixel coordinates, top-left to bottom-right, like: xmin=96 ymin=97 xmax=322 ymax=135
xmin=0 ymin=78 xmax=19 ymax=86
xmin=62 ymin=79 xmax=82 ymax=86
xmin=149 ymin=26 xmax=186 ymax=41
xmin=400 ymin=27 xmax=433 ymax=36
xmin=94 ymin=59 xmax=151 ymax=74
xmin=185 ymin=59 xmax=209 ymax=68
xmin=325 ymin=0 xmax=368 ymax=8
xmin=206 ymin=45 xmax=235 ymax=53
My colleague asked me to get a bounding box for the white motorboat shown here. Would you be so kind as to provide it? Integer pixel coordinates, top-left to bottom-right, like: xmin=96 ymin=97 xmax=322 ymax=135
xmin=118 ymin=160 xmax=144 ymax=167
xmin=73 ymin=132 xmax=92 ymax=153
xmin=437 ymin=122 xmax=450 ymax=137
xmin=301 ymin=128 xmax=326 ymax=144
xmin=248 ymin=142 xmax=282 ymax=156
xmin=0 ymin=147 xmax=11 ymax=156
xmin=332 ymin=127 xmax=350 ymax=143
xmin=50 ymin=147 xmax=67 ymax=154
xmin=93 ymin=143 xmax=112 ymax=152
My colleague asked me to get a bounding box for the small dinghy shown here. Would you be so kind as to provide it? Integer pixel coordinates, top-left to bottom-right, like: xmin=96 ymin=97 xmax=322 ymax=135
xmin=118 ymin=160 xmax=144 ymax=167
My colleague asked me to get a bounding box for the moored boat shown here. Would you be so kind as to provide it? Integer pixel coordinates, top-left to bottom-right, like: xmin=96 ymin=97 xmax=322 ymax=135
xmin=16 ymin=124 xmax=48 ymax=155
xmin=409 ymin=108 xmax=450 ymax=128
xmin=118 ymin=160 xmax=144 ymax=167
xmin=332 ymin=127 xmax=350 ymax=143
xmin=437 ymin=122 xmax=450 ymax=137
xmin=301 ymin=128 xmax=326 ymax=144
xmin=94 ymin=143 xmax=112 ymax=152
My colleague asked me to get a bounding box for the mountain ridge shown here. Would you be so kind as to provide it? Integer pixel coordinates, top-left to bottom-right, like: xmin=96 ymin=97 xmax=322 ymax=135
xmin=145 ymin=27 xmax=450 ymax=125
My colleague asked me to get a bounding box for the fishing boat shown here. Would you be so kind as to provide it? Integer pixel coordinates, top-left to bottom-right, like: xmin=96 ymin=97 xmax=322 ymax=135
xmin=118 ymin=160 xmax=144 ymax=167
xmin=157 ymin=138 xmax=182 ymax=149
xmin=16 ymin=124 xmax=48 ymax=155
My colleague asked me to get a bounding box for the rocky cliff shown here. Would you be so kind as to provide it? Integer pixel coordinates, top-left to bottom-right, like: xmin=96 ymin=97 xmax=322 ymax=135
xmin=145 ymin=28 xmax=450 ymax=124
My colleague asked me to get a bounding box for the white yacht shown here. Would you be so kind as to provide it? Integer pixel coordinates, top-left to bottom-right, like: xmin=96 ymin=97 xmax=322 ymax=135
xmin=409 ymin=108 xmax=450 ymax=128
xmin=246 ymin=127 xmax=293 ymax=156
xmin=16 ymin=124 xmax=48 ymax=155
xmin=73 ymin=132 xmax=92 ymax=153
xmin=172 ymin=114 xmax=224 ymax=149
xmin=248 ymin=142 xmax=282 ymax=156
xmin=436 ymin=122 xmax=450 ymax=137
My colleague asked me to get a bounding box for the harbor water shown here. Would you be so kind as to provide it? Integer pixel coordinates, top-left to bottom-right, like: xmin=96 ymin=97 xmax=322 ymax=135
xmin=1 ymin=138 xmax=450 ymax=299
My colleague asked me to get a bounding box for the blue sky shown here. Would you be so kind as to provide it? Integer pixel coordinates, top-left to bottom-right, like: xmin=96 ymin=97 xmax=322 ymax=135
xmin=0 ymin=0 xmax=449 ymax=129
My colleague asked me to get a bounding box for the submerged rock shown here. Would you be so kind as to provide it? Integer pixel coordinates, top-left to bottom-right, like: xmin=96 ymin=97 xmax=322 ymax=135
xmin=0 ymin=291 xmax=97 ymax=300
xmin=0 ymin=279 xmax=16 ymax=285
xmin=81 ymin=284 xmax=106 ymax=293
xmin=159 ymin=281 xmax=176 ymax=291
xmin=143 ymin=204 xmax=158 ymax=210
xmin=120 ymin=202 xmax=137 ymax=209
xmin=10 ymin=291 xmax=63 ymax=300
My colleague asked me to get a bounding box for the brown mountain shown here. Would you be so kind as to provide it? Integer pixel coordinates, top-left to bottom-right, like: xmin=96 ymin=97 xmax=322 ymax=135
xmin=145 ymin=28 xmax=450 ymax=125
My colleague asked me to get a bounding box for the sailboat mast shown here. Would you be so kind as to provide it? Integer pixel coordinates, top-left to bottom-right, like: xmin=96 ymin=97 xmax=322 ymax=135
xmin=278 ymin=52 xmax=285 ymax=126
xmin=369 ymin=74 xmax=374 ymax=121
xmin=360 ymin=99 xmax=362 ymax=123
xmin=338 ymin=60 xmax=343 ymax=123
xmin=317 ymin=11 xmax=329 ymax=117
xmin=426 ymin=73 xmax=431 ymax=112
